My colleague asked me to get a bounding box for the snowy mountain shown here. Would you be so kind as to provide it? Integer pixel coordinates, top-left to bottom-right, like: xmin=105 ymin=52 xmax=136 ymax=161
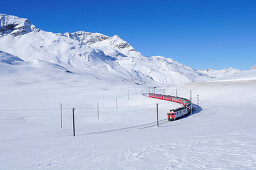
xmin=2 ymin=14 xmax=254 ymax=86
xmin=198 ymin=66 xmax=256 ymax=81
xmin=0 ymin=14 xmax=209 ymax=86
xmin=198 ymin=67 xmax=241 ymax=78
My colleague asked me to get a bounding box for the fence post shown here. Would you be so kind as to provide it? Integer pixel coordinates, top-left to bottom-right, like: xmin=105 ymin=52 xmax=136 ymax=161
xmin=156 ymin=103 xmax=159 ymax=127
xmin=72 ymin=107 xmax=75 ymax=136
xmin=60 ymin=103 xmax=63 ymax=128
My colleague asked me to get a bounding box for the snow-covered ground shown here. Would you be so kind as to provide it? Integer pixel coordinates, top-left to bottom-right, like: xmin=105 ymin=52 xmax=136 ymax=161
xmin=0 ymin=64 xmax=256 ymax=169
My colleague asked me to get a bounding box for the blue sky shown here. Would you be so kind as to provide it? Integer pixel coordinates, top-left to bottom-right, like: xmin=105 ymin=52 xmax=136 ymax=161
xmin=1 ymin=0 xmax=255 ymax=70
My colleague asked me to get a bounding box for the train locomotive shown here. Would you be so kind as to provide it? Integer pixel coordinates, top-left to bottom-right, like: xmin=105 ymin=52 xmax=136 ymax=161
xmin=148 ymin=93 xmax=192 ymax=121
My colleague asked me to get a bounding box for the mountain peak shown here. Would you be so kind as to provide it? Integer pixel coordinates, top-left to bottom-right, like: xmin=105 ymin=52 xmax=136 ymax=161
xmin=112 ymin=35 xmax=120 ymax=39
xmin=108 ymin=35 xmax=135 ymax=51
xmin=65 ymin=31 xmax=136 ymax=53
xmin=0 ymin=14 xmax=38 ymax=36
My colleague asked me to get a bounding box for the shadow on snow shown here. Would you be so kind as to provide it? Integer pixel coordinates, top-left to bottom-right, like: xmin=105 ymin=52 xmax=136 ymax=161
xmin=78 ymin=104 xmax=203 ymax=136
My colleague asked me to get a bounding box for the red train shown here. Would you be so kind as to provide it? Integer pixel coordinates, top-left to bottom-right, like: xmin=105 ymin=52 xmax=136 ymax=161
xmin=148 ymin=93 xmax=192 ymax=121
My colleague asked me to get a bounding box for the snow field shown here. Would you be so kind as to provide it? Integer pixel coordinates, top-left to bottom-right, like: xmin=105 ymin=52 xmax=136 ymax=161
xmin=0 ymin=71 xmax=256 ymax=169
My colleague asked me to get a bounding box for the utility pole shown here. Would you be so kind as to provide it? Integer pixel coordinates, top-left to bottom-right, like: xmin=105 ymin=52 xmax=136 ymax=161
xmin=72 ymin=107 xmax=75 ymax=136
xmin=197 ymin=95 xmax=199 ymax=106
xmin=156 ymin=103 xmax=159 ymax=127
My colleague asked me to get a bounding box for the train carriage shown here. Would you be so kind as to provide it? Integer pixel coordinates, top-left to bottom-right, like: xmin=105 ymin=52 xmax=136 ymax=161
xmin=147 ymin=93 xmax=192 ymax=121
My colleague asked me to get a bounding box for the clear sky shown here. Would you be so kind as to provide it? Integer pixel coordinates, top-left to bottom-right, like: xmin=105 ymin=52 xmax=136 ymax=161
xmin=1 ymin=0 xmax=255 ymax=70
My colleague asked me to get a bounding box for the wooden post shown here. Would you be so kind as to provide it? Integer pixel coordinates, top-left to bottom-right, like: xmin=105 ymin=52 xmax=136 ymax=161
xmin=72 ymin=107 xmax=75 ymax=136
xmin=156 ymin=103 xmax=159 ymax=127
xmin=97 ymin=103 xmax=100 ymax=120
xmin=60 ymin=103 xmax=63 ymax=128
xmin=197 ymin=95 xmax=199 ymax=106
xmin=116 ymin=97 xmax=118 ymax=112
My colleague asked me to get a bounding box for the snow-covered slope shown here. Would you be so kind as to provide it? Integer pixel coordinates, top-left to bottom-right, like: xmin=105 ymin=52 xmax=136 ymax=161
xmin=0 ymin=50 xmax=75 ymax=82
xmin=198 ymin=67 xmax=256 ymax=81
xmin=0 ymin=50 xmax=24 ymax=65
xmin=0 ymin=14 xmax=208 ymax=86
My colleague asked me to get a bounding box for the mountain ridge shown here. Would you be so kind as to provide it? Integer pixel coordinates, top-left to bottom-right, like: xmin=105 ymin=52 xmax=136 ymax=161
xmin=2 ymin=14 xmax=253 ymax=85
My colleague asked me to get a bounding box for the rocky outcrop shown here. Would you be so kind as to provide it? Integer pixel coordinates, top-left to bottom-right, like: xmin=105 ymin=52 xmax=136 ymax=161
xmin=0 ymin=14 xmax=39 ymax=36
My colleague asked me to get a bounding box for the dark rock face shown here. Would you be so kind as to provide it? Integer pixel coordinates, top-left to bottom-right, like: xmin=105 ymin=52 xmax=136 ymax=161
xmin=0 ymin=23 xmax=18 ymax=34
xmin=0 ymin=14 xmax=38 ymax=36
xmin=68 ymin=31 xmax=110 ymax=45
xmin=115 ymin=42 xmax=133 ymax=50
